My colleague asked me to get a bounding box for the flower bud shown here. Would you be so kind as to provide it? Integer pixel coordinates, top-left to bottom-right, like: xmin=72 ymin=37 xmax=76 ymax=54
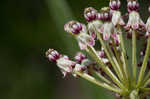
xmin=46 ymin=49 xmax=60 ymax=62
xmin=98 ymin=7 xmax=112 ymax=21
xmin=127 ymin=0 xmax=139 ymax=13
xmin=109 ymin=0 xmax=121 ymax=10
xmin=74 ymin=52 xmax=86 ymax=63
xmin=97 ymin=50 xmax=105 ymax=58
xmin=64 ymin=21 xmax=86 ymax=35
xmin=84 ymin=7 xmax=97 ymax=22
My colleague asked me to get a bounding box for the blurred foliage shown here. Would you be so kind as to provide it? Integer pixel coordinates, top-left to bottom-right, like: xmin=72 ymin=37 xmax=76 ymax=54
xmin=0 ymin=0 xmax=150 ymax=99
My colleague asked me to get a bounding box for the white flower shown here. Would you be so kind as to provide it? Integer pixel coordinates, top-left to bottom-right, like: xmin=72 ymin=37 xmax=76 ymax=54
xmin=100 ymin=22 xmax=115 ymax=40
xmin=56 ymin=56 xmax=76 ymax=77
xmin=112 ymin=11 xmax=125 ymax=26
xmin=126 ymin=11 xmax=144 ymax=30
xmin=77 ymin=33 xmax=95 ymax=50
xmin=88 ymin=20 xmax=103 ymax=39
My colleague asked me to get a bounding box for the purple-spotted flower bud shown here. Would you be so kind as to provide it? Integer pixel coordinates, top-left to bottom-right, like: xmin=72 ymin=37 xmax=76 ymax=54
xmin=88 ymin=20 xmax=103 ymax=39
xmin=111 ymin=33 xmax=120 ymax=46
xmin=46 ymin=49 xmax=60 ymax=62
xmin=127 ymin=0 xmax=139 ymax=13
xmin=56 ymin=55 xmax=76 ymax=77
xmin=98 ymin=7 xmax=112 ymax=21
xmin=97 ymin=50 xmax=105 ymax=58
xmin=109 ymin=0 xmax=121 ymax=10
xmin=99 ymin=22 xmax=115 ymax=40
xmin=64 ymin=21 xmax=86 ymax=35
xmin=77 ymin=33 xmax=95 ymax=50
xmin=74 ymin=52 xmax=86 ymax=63
xmin=145 ymin=16 xmax=150 ymax=37
xmin=84 ymin=7 xmax=98 ymax=22
xmin=111 ymin=11 xmax=125 ymax=26
xmin=125 ymin=11 xmax=145 ymax=30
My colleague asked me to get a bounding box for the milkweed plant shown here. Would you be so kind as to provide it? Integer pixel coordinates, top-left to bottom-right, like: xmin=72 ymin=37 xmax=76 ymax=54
xmin=46 ymin=0 xmax=150 ymax=98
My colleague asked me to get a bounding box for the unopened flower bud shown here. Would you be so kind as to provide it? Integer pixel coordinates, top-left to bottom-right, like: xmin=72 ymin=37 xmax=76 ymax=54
xmin=84 ymin=7 xmax=98 ymax=22
xmin=97 ymin=50 xmax=105 ymax=58
xmin=111 ymin=33 xmax=120 ymax=46
xmin=127 ymin=0 xmax=139 ymax=13
xmin=98 ymin=7 xmax=112 ymax=21
xmin=46 ymin=49 xmax=60 ymax=62
xmin=64 ymin=21 xmax=86 ymax=35
xmin=109 ymin=0 xmax=121 ymax=10
xmin=74 ymin=52 xmax=86 ymax=63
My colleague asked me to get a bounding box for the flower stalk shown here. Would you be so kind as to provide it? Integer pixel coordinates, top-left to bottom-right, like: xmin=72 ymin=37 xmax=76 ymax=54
xmin=132 ymin=30 xmax=137 ymax=86
xmin=137 ymin=37 xmax=150 ymax=87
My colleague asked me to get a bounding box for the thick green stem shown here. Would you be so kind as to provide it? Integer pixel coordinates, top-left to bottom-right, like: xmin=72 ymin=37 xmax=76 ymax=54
xmin=73 ymin=70 xmax=122 ymax=93
xmin=137 ymin=37 xmax=150 ymax=87
xmin=132 ymin=30 xmax=137 ymax=85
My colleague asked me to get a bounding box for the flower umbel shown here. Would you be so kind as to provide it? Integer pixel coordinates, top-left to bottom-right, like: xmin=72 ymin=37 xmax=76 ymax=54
xmin=46 ymin=0 xmax=150 ymax=99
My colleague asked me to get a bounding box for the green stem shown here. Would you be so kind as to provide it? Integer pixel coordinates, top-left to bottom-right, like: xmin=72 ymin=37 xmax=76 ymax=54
xmin=86 ymin=46 xmax=126 ymax=90
xmin=73 ymin=70 xmax=122 ymax=93
xmin=142 ymin=71 xmax=150 ymax=87
xmin=132 ymin=30 xmax=137 ymax=85
xmin=118 ymin=26 xmax=130 ymax=83
xmin=143 ymin=78 xmax=150 ymax=87
xmin=93 ymin=70 xmax=118 ymax=88
xmin=140 ymin=88 xmax=150 ymax=92
xmin=111 ymin=37 xmax=128 ymax=87
xmin=137 ymin=37 xmax=150 ymax=87
xmin=94 ymin=27 xmax=124 ymax=83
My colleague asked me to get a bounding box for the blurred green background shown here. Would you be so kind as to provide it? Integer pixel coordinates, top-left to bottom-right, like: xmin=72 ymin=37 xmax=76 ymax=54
xmin=0 ymin=0 xmax=150 ymax=99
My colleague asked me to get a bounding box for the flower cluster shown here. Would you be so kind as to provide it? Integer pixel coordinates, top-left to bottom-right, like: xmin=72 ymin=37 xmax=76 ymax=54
xmin=46 ymin=0 xmax=150 ymax=99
